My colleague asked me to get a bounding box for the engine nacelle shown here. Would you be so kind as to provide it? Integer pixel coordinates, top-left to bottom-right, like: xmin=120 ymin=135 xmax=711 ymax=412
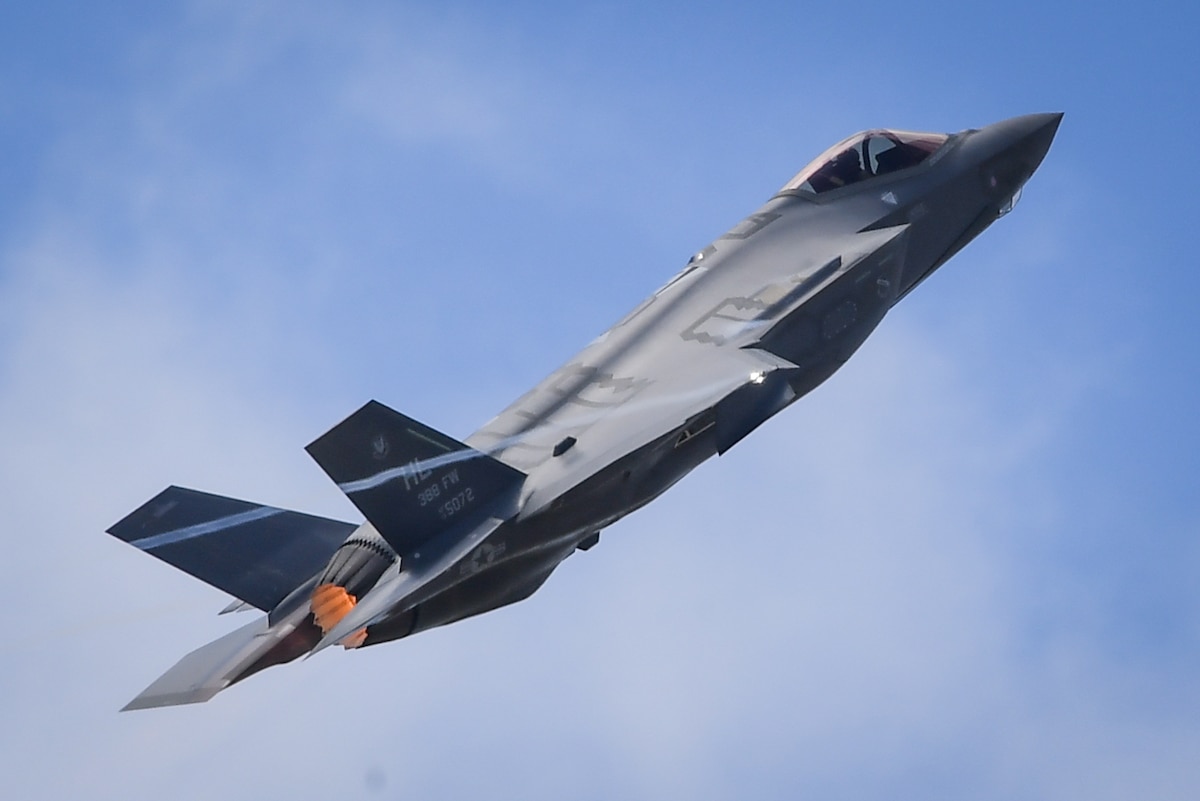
xmin=310 ymin=525 xmax=397 ymax=648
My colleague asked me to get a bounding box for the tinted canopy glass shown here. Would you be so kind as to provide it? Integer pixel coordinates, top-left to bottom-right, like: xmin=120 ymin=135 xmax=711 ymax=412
xmin=780 ymin=130 xmax=948 ymax=195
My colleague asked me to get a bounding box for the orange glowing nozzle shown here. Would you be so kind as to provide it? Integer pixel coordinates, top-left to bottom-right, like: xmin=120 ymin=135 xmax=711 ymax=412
xmin=310 ymin=584 xmax=368 ymax=649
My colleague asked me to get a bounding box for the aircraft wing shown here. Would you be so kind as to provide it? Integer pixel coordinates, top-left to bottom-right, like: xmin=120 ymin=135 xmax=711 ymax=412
xmin=509 ymin=345 xmax=798 ymax=513
xmin=469 ymin=225 xmax=911 ymax=513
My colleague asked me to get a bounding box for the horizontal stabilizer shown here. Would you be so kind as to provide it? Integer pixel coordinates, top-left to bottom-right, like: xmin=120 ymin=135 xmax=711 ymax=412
xmin=108 ymin=486 xmax=355 ymax=612
xmin=122 ymin=617 xmax=268 ymax=710
xmin=306 ymin=400 xmax=525 ymax=558
xmin=121 ymin=602 xmax=319 ymax=711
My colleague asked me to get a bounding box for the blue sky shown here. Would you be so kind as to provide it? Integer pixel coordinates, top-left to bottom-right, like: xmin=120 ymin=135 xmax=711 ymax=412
xmin=1 ymin=2 xmax=1197 ymax=799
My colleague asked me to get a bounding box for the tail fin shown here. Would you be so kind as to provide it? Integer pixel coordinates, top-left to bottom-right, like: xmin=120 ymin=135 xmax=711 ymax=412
xmin=305 ymin=400 xmax=525 ymax=558
xmin=107 ymin=486 xmax=356 ymax=612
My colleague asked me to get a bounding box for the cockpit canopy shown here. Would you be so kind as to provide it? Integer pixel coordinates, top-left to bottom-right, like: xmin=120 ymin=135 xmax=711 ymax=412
xmin=780 ymin=129 xmax=949 ymax=195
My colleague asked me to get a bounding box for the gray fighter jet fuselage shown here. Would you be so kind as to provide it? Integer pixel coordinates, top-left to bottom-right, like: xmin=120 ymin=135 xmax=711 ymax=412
xmin=108 ymin=113 xmax=1062 ymax=709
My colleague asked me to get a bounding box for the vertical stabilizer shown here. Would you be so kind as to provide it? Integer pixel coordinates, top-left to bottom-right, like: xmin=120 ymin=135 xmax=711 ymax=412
xmin=305 ymin=401 xmax=525 ymax=558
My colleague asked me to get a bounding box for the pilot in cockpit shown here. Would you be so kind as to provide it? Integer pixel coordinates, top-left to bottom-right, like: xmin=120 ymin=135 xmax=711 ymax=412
xmin=780 ymin=129 xmax=950 ymax=196
xmin=826 ymin=146 xmax=868 ymax=188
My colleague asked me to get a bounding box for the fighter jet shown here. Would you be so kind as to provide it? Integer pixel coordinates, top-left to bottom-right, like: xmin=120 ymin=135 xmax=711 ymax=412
xmin=108 ymin=112 xmax=1062 ymax=709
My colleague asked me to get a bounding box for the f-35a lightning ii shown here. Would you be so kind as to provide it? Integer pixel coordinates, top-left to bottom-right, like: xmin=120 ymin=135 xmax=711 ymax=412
xmin=109 ymin=112 xmax=1062 ymax=709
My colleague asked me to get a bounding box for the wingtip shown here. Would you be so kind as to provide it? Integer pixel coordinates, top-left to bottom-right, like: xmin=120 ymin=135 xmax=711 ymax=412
xmin=119 ymin=683 xmax=226 ymax=711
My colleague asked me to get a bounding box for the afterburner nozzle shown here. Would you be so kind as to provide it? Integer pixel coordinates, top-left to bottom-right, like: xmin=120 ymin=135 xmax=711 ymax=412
xmin=310 ymin=584 xmax=367 ymax=649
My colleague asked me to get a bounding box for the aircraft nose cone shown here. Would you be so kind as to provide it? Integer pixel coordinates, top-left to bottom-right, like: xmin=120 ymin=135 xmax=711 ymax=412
xmin=1004 ymin=111 xmax=1063 ymax=173
xmin=976 ymin=112 xmax=1063 ymax=200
